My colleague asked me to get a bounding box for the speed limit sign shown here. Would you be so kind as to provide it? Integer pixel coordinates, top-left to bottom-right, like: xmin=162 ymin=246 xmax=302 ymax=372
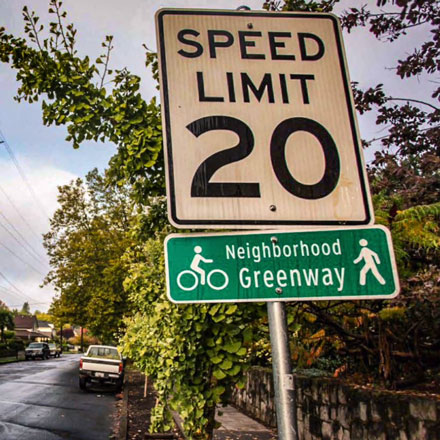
xmin=156 ymin=9 xmax=373 ymax=229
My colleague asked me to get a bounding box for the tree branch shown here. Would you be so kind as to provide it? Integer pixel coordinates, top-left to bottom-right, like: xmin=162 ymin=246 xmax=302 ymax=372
xmin=100 ymin=36 xmax=113 ymax=89
xmin=307 ymin=303 xmax=363 ymax=341
xmin=386 ymin=97 xmax=439 ymax=111
xmin=366 ymin=125 xmax=440 ymax=145
xmin=23 ymin=8 xmax=43 ymax=52
xmin=53 ymin=0 xmax=70 ymax=54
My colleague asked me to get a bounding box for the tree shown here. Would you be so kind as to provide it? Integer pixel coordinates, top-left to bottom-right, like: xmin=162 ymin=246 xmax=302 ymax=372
xmin=35 ymin=312 xmax=54 ymax=323
xmin=0 ymin=302 xmax=14 ymax=342
xmin=341 ymin=2 xmax=440 ymax=208
xmin=121 ymin=203 xmax=264 ymax=438
xmin=43 ymin=169 xmax=135 ymax=343
xmin=19 ymin=302 xmax=31 ymax=315
xmin=0 ymin=0 xmax=164 ymax=201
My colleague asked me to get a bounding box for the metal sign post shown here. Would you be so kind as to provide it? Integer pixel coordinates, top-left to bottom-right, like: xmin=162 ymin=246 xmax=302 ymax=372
xmin=268 ymin=301 xmax=298 ymax=439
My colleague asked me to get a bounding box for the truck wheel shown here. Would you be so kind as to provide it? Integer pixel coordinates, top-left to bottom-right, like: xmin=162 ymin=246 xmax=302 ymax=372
xmin=79 ymin=377 xmax=87 ymax=391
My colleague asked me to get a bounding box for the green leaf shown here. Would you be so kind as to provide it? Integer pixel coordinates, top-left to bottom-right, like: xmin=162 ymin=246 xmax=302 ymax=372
xmin=224 ymin=341 xmax=241 ymax=353
xmin=209 ymin=355 xmax=223 ymax=365
xmin=225 ymin=304 xmax=238 ymax=315
xmin=209 ymin=303 xmax=221 ymax=316
xmin=227 ymin=364 xmax=241 ymax=376
xmin=213 ymin=369 xmax=226 ymax=380
xmin=219 ymin=359 xmax=232 ymax=370
xmin=212 ymin=385 xmax=225 ymax=398
xmin=236 ymin=347 xmax=247 ymax=356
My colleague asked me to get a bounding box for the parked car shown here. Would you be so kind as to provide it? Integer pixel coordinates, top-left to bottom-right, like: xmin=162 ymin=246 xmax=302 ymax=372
xmin=48 ymin=343 xmax=62 ymax=358
xmin=25 ymin=342 xmax=50 ymax=360
xmin=79 ymin=345 xmax=124 ymax=392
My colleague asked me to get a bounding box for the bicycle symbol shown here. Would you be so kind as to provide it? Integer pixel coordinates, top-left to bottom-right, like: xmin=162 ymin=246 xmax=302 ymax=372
xmin=176 ymin=245 xmax=229 ymax=291
xmin=177 ymin=268 xmax=229 ymax=291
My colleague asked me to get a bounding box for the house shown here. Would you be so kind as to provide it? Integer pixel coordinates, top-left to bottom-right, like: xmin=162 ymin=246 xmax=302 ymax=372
xmin=13 ymin=315 xmax=49 ymax=342
xmin=36 ymin=319 xmax=56 ymax=340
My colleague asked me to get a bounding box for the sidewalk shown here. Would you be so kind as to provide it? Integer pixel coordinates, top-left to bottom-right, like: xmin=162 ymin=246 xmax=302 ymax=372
xmin=119 ymin=370 xmax=277 ymax=439
xmin=214 ymin=406 xmax=277 ymax=440
xmin=173 ymin=406 xmax=277 ymax=440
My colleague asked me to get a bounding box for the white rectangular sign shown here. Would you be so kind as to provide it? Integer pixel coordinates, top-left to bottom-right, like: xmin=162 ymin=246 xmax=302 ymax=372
xmin=156 ymin=9 xmax=373 ymax=228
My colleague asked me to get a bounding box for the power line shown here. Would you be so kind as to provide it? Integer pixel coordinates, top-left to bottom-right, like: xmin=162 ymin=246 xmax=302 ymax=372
xmin=0 ymin=129 xmax=49 ymax=221
xmin=0 ymin=285 xmax=41 ymax=307
xmin=0 ymin=181 xmax=42 ymax=242
xmin=0 ymin=284 xmax=26 ymax=300
xmin=0 ymin=216 xmax=49 ymax=270
xmin=0 ymin=284 xmax=52 ymax=309
xmin=0 ymin=209 xmax=47 ymax=261
xmin=0 ymin=270 xmax=36 ymax=303
xmin=7 ymin=301 xmax=52 ymax=308
xmin=0 ymin=239 xmax=46 ymax=277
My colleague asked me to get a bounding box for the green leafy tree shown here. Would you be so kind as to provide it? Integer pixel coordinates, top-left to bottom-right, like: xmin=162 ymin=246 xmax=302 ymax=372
xmin=0 ymin=0 xmax=163 ymax=200
xmin=19 ymin=302 xmax=31 ymax=315
xmin=35 ymin=312 xmax=54 ymax=323
xmin=0 ymin=302 xmax=15 ymax=342
xmin=43 ymin=169 xmax=135 ymax=343
xmin=121 ymin=207 xmax=264 ymax=438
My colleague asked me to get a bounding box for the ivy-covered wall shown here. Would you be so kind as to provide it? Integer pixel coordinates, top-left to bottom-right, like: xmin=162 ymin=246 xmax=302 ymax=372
xmin=231 ymin=367 xmax=440 ymax=439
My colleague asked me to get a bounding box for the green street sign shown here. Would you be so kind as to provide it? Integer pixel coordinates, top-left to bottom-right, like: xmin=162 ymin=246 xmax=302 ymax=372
xmin=165 ymin=226 xmax=399 ymax=303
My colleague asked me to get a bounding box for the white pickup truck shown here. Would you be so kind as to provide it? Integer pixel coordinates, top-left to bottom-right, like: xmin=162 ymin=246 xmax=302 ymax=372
xmin=79 ymin=345 xmax=124 ymax=392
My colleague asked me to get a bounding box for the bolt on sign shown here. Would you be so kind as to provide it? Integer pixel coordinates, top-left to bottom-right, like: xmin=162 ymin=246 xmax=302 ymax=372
xmin=156 ymin=9 xmax=373 ymax=228
xmin=165 ymin=226 xmax=399 ymax=303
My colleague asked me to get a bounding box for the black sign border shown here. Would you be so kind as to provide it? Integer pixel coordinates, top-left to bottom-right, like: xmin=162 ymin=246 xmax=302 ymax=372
xmin=157 ymin=9 xmax=373 ymax=228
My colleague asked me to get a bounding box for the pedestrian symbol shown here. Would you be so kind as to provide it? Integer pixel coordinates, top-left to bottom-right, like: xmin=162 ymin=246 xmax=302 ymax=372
xmin=176 ymin=246 xmax=229 ymax=291
xmin=353 ymin=239 xmax=386 ymax=286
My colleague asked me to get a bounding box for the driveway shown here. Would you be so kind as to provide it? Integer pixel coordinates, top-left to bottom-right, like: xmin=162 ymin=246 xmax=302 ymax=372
xmin=0 ymin=354 xmax=117 ymax=439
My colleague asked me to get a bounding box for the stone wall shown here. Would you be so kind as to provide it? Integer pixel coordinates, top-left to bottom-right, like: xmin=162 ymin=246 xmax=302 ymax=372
xmin=231 ymin=367 xmax=440 ymax=439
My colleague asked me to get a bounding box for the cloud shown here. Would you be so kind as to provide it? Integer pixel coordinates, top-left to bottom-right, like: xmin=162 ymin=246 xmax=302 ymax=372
xmin=0 ymin=156 xmax=77 ymax=311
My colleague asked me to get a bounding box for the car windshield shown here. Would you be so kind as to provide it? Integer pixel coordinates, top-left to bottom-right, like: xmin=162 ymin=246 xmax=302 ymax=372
xmin=48 ymin=343 xmax=56 ymax=348
xmin=28 ymin=343 xmax=44 ymax=348
xmin=86 ymin=347 xmax=120 ymax=360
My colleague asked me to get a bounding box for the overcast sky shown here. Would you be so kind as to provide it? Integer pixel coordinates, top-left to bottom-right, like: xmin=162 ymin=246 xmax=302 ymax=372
xmin=0 ymin=0 xmax=432 ymax=312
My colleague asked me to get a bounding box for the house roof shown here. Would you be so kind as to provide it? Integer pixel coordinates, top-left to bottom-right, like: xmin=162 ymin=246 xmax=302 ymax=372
xmin=13 ymin=315 xmax=37 ymax=330
xmin=37 ymin=320 xmax=53 ymax=328
xmin=14 ymin=329 xmax=48 ymax=338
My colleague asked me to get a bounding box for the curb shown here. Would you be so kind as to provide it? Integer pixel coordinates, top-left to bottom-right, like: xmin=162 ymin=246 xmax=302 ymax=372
xmin=143 ymin=410 xmax=181 ymax=439
xmin=118 ymin=376 xmax=129 ymax=440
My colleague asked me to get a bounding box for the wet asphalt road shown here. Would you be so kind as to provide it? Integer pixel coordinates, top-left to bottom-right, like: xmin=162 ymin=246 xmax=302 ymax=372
xmin=0 ymin=354 xmax=116 ymax=440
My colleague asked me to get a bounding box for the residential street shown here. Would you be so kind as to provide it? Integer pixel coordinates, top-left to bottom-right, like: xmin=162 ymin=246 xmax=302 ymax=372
xmin=0 ymin=355 xmax=116 ymax=440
